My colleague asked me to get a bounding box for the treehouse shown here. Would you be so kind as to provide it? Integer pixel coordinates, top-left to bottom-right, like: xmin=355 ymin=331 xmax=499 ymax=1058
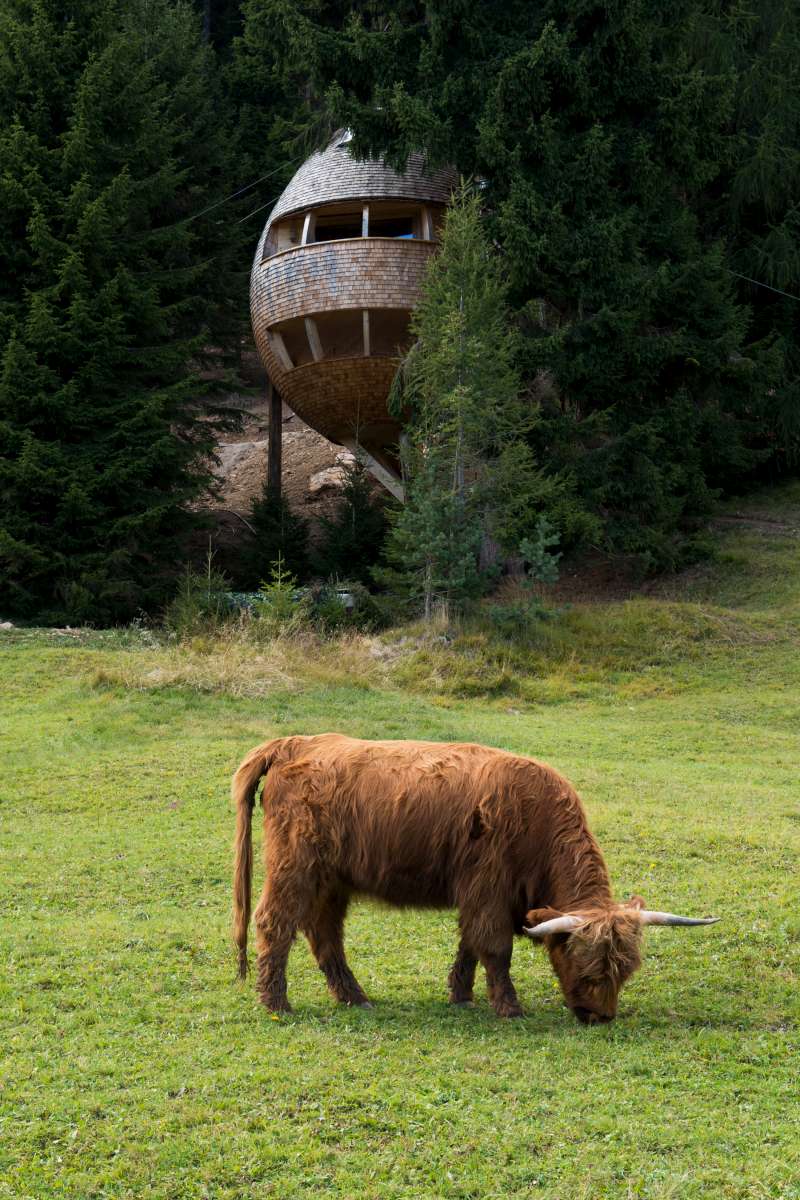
xmin=250 ymin=131 xmax=456 ymax=497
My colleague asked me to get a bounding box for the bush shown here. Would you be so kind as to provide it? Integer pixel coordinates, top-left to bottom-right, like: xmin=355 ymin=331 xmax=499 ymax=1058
xmin=486 ymin=598 xmax=555 ymax=640
xmin=310 ymin=580 xmax=385 ymax=634
xmin=164 ymin=555 xmax=235 ymax=638
xmin=250 ymin=555 xmax=311 ymax=637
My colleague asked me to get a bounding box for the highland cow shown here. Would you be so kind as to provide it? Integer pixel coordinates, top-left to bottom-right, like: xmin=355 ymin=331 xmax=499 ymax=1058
xmin=232 ymin=734 xmax=717 ymax=1022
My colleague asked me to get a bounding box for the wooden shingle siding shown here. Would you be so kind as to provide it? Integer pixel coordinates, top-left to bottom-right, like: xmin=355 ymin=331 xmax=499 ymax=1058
xmin=267 ymin=138 xmax=457 ymax=229
xmin=250 ymin=239 xmax=436 ymax=328
xmin=261 ymin=356 xmax=401 ymax=447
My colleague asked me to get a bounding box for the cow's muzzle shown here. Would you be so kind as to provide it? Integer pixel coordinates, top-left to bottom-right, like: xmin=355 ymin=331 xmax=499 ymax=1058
xmin=572 ymin=1006 xmax=614 ymax=1025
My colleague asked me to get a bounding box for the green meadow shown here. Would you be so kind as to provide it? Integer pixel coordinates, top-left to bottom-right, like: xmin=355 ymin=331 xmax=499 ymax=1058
xmin=2 ymin=484 xmax=799 ymax=1199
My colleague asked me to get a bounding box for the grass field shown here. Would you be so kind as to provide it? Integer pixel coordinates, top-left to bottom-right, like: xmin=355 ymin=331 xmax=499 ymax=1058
xmin=1 ymin=484 xmax=799 ymax=1199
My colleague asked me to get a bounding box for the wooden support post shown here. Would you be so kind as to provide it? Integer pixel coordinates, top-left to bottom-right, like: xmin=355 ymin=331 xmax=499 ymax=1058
xmin=361 ymin=204 xmax=370 ymax=238
xmin=342 ymin=438 xmax=404 ymax=502
xmin=267 ymin=378 xmax=282 ymax=498
xmin=305 ymin=317 xmax=324 ymax=362
xmin=421 ymin=206 xmax=433 ymax=240
xmin=362 ymin=310 xmax=370 ymax=358
xmin=301 ymin=211 xmax=316 ymax=245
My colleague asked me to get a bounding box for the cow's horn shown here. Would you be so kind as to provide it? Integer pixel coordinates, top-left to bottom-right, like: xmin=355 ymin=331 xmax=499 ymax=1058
xmin=637 ymin=910 xmax=720 ymax=927
xmin=523 ymin=915 xmax=584 ymax=939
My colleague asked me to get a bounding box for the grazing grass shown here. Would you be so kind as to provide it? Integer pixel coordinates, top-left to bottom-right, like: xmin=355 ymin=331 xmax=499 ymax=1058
xmin=1 ymin=482 xmax=799 ymax=1199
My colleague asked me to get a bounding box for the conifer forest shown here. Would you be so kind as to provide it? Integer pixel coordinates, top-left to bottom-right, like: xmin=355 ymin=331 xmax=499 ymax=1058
xmin=1 ymin=0 xmax=798 ymax=620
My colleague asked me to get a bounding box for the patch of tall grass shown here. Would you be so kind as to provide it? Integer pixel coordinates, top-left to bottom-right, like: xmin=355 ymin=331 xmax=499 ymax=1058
xmin=87 ymin=482 xmax=799 ymax=704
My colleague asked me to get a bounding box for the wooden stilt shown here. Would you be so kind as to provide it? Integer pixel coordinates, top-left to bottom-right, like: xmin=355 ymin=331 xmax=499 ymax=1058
xmin=267 ymin=378 xmax=282 ymax=498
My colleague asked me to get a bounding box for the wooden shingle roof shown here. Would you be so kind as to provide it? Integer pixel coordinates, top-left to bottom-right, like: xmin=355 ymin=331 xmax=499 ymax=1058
xmin=266 ymin=133 xmax=457 ymax=231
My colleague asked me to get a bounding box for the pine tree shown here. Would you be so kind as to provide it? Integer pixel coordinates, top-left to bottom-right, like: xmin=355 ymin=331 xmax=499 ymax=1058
xmin=240 ymin=483 xmax=309 ymax=586
xmin=0 ymin=0 xmax=249 ymax=621
xmin=313 ymin=457 xmax=389 ymax=585
xmin=379 ymin=188 xmax=556 ymax=617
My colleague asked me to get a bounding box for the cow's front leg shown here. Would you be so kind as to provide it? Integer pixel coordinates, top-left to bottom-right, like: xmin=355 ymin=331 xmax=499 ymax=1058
xmin=479 ymin=947 xmax=523 ymax=1019
xmin=448 ymin=937 xmax=477 ymax=1005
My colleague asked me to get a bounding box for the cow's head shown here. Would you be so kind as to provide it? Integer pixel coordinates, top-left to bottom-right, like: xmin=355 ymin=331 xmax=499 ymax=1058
xmin=524 ymin=897 xmax=719 ymax=1024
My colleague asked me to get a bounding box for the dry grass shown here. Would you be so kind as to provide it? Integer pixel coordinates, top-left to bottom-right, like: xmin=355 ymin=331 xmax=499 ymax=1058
xmin=90 ymin=628 xmax=388 ymax=698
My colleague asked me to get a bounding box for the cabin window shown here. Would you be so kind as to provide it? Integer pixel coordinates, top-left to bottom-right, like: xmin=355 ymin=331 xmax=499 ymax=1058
xmin=312 ymin=209 xmax=362 ymax=242
xmin=317 ymin=309 xmax=364 ymax=358
xmin=261 ymin=217 xmax=302 ymax=260
xmin=369 ymin=214 xmax=416 ymax=239
xmin=271 ymin=317 xmax=314 ymax=367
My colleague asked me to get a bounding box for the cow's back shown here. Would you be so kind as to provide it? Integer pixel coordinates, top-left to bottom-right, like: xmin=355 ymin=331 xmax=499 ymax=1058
xmin=261 ymin=734 xmax=570 ymax=907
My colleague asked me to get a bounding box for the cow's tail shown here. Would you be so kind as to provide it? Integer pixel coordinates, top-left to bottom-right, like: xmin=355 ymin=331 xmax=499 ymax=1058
xmin=231 ymin=739 xmax=283 ymax=979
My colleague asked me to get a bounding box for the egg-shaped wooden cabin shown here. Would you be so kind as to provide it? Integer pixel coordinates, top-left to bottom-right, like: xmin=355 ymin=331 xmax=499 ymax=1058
xmin=250 ymin=132 xmax=456 ymax=495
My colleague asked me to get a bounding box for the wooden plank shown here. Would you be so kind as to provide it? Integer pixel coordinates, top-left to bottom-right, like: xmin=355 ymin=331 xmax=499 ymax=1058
xmin=342 ymin=438 xmax=404 ymax=502
xmin=304 ymin=317 xmax=324 ymax=363
xmin=268 ymin=329 xmax=293 ymax=371
xmin=267 ymin=378 xmax=282 ymax=498
xmin=301 ymin=211 xmax=315 ymax=245
xmin=362 ymin=310 xmax=370 ymax=358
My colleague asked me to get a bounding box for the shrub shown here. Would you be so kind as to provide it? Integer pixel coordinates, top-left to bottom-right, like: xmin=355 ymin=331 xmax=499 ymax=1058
xmin=164 ymin=554 xmax=234 ymax=638
xmin=250 ymin=554 xmax=311 ymax=637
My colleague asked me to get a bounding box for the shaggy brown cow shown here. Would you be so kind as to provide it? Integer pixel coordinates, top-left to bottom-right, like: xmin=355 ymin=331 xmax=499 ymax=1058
xmin=232 ymin=734 xmax=718 ymax=1022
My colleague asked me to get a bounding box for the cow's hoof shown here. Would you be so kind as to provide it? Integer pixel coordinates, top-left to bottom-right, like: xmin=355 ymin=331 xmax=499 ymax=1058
xmin=357 ymin=1000 xmax=374 ymax=1009
xmin=496 ymin=1005 xmax=524 ymax=1019
xmin=450 ymin=998 xmax=476 ymax=1008
xmin=259 ymin=996 xmax=292 ymax=1014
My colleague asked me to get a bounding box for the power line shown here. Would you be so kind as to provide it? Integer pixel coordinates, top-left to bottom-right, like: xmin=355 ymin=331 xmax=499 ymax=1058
xmin=727 ymin=269 xmax=800 ymax=303
xmin=144 ymin=155 xmax=303 ymax=238
xmin=236 ymin=194 xmax=284 ymax=225
xmin=182 ymin=157 xmax=301 ymax=226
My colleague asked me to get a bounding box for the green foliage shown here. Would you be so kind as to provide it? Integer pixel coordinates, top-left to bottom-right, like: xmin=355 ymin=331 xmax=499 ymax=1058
xmin=519 ymin=515 xmax=562 ymax=587
xmin=249 ymin=551 xmax=310 ymax=635
xmin=163 ymin=553 xmax=234 ymax=638
xmin=309 ymin=579 xmax=384 ymax=634
xmin=241 ymin=485 xmax=310 ymax=586
xmin=272 ymin=0 xmax=800 ymax=570
xmin=381 ymin=187 xmax=557 ymax=617
xmin=0 ymin=0 xmax=250 ymax=623
xmin=313 ymin=458 xmax=389 ymax=585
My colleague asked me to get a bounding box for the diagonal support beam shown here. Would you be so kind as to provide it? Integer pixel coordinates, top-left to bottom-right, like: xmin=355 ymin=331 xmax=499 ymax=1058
xmin=304 ymin=317 xmax=324 ymax=362
xmin=341 ymin=438 xmax=404 ymax=502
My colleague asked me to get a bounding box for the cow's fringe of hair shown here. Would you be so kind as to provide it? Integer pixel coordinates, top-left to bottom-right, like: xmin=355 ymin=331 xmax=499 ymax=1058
xmin=231 ymin=739 xmax=284 ymax=979
xmin=568 ymin=909 xmax=643 ymax=982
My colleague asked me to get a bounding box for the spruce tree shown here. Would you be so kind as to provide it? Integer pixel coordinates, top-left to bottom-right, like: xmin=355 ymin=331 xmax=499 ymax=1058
xmin=313 ymin=458 xmax=389 ymax=586
xmin=379 ymin=188 xmax=556 ymax=617
xmin=0 ymin=0 xmax=249 ymax=621
xmin=240 ymin=484 xmax=309 ymax=586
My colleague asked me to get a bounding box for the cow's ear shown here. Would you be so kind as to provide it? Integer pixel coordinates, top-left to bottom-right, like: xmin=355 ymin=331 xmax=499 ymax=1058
xmin=525 ymin=907 xmax=564 ymax=926
xmin=625 ymin=895 xmax=646 ymax=911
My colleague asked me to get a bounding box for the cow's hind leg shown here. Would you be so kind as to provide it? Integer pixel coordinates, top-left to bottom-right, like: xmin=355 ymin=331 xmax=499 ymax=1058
xmin=303 ymin=888 xmax=371 ymax=1008
xmin=448 ymin=937 xmax=477 ymax=1005
xmin=253 ymin=865 xmax=315 ymax=1013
